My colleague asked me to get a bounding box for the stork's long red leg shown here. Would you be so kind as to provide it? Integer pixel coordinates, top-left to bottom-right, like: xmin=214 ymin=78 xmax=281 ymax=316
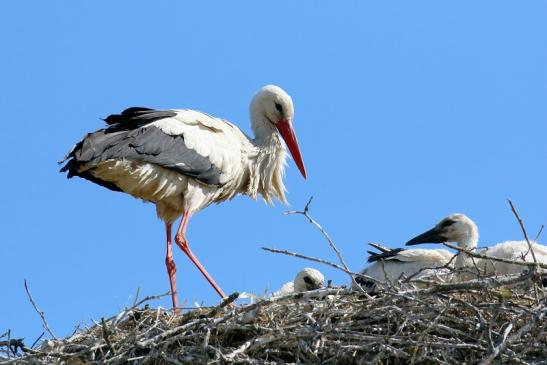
xmin=164 ymin=223 xmax=179 ymax=310
xmin=174 ymin=211 xmax=227 ymax=299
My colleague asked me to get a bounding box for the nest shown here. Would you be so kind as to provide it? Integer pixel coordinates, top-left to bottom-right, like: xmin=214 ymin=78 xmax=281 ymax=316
xmin=3 ymin=200 xmax=545 ymax=364
xmin=2 ymin=273 xmax=547 ymax=365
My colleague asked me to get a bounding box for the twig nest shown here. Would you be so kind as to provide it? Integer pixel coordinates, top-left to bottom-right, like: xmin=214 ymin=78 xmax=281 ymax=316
xmin=6 ymin=282 xmax=547 ymax=364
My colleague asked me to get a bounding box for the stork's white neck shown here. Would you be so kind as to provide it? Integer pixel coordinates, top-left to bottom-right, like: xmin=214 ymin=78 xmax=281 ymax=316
xmin=240 ymin=117 xmax=287 ymax=204
xmin=251 ymin=116 xmax=279 ymax=147
xmin=453 ymin=225 xmax=479 ymax=269
xmin=457 ymin=230 xmax=479 ymax=251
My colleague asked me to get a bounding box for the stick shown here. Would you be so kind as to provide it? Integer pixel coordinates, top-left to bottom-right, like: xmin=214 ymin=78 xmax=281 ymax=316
xmin=0 ymin=339 xmax=25 ymax=356
xmin=108 ymin=291 xmax=170 ymax=325
xmin=30 ymin=332 xmax=45 ymax=349
xmin=401 ymin=271 xmax=534 ymax=296
xmin=534 ymin=225 xmax=544 ymax=242
xmin=284 ymin=197 xmax=361 ymax=289
xmin=441 ymin=243 xmax=547 ymax=270
xmin=23 ymin=279 xmax=57 ymax=339
xmin=132 ymin=287 xmax=141 ymax=307
xmin=508 ymin=199 xmax=537 ymax=264
xmin=479 ymin=323 xmax=514 ymax=365
xmin=261 ymin=247 xmax=379 ymax=284
xmin=101 ymin=318 xmax=116 ymax=356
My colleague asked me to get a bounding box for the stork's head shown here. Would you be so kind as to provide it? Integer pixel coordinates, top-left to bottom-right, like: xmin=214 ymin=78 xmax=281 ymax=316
xmin=250 ymin=85 xmax=307 ymax=179
xmin=293 ymin=268 xmax=325 ymax=292
xmin=405 ymin=213 xmax=479 ymax=250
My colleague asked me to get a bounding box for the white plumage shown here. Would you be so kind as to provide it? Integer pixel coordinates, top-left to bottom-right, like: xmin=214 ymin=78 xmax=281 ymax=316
xmin=406 ymin=213 xmax=547 ymax=279
xmin=353 ymin=243 xmax=454 ymax=290
xmin=480 ymin=241 xmax=547 ymax=275
xmin=273 ymin=268 xmax=325 ymax=297
xmin=61 ymin=85 xmax=307 ymax=309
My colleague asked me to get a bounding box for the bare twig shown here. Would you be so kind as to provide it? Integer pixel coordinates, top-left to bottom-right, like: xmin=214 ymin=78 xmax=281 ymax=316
xmin=284 ymin=197 xmax=361 ymax=289
xmin=108 ymin=291 xmax=170 ymax=325
xmin=508 ymin=199 xmax=537 ymax=264
xmin=132 ymin=287 xmax=141 ymax=307
xmin=261 ymin=246 xmax=379 ymax=284
xmin=23 ymin=279 xmax=57 ymax=339
xmin=30 ymin=332 xmax=44 ymax=349
xmin=534 ymin=225 xmax=544 ymax=242
xmin=479 ymin=323 xmax=514 ymax=365
xmin=101 ymin=318 xmax=115 ymax=356
xmin=0 ymin=339 xmax=25 ymax=356
xmin=401 ymin=271 xmax=535 ymax=295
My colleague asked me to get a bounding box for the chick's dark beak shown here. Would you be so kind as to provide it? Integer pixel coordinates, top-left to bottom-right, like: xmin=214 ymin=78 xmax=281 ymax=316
xmin=405 ymin=227 xmax=446 ymax=246
xmin=303 ymin=275 xmax=322 ymax=290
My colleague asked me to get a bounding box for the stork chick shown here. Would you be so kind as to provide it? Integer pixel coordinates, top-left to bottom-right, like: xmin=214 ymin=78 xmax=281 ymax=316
xmin=406 ymin=213 xmax=547 ymax=281
xmin=353 ymin=243 xmax=454 ymax=290
xmin=273 ymin=268 xmax=325 ymax=297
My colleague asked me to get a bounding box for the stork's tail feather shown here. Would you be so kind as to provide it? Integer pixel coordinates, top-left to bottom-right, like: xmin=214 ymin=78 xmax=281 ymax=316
xmin=59 ymin=134 xmax=124 ymax=192
xmin=368 ymin=242 xmax=392 ymax=253
xmin=367 ymin=246 xmax=405 ymax=263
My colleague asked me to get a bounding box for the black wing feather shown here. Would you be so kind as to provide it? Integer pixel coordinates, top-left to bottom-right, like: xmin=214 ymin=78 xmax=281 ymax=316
xmin=61 ymin=108 xmax=222 ymax=188
xmin=104 ymin=107 xmax=177 ymax=131
xmin=367 ymin=247 xmax=405 ymax=263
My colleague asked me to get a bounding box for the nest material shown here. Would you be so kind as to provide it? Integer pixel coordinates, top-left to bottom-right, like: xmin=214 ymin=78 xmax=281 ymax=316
xmin=2 ymin=274 xmax=547 ymax=365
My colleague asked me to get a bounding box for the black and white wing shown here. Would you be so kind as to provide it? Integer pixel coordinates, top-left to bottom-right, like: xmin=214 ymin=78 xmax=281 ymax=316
xmin=61 ymin=107 xmax=248 ymax=190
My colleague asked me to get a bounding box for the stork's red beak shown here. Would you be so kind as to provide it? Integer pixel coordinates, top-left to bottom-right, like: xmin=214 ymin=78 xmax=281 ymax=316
xmin=275 ymin=119 xmax=307 ymax=179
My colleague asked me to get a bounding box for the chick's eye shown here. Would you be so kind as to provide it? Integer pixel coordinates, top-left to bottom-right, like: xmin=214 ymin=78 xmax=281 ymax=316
xmin=440 ymin=219 xmax=455 ymax=228
xmin=274 ymin=102 xmax=283 ymax=113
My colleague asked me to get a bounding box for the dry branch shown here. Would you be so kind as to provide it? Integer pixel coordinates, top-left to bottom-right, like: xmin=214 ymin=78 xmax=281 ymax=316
xmin=23 ymin=279 xmax=57 ymax=340
xmin=508 ymin=199 xmax=538 ymax=265
xmin=284 ymin=197 xmax=358 ymax=285
xmin=261 ymin=246 xmax=379 ymax=284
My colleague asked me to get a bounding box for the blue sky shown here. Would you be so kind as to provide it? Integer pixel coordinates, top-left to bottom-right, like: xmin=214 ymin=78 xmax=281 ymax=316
xmin=1 ymin=1 xmax=546 ymax=341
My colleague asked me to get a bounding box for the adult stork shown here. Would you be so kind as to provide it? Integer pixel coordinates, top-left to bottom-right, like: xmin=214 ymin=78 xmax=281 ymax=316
xmin=60 ymin=85 xmax=307 ymax=309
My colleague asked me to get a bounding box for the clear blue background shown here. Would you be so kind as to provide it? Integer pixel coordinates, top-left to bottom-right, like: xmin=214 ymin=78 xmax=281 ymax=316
xmin=1 ymin=1 xmax=546 ymax=342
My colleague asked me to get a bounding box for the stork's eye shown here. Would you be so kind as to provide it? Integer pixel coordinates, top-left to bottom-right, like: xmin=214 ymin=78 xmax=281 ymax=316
xmin=440 ymin=219 xmax=455 ymax=228
xmin=274 ymin=102 xmax=283 ymax=113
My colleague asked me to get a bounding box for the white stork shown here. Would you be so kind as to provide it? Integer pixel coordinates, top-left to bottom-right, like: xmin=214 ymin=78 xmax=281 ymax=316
xmin=352 ymin=243 xmax=454 ymax=290
xmin=60 ymin=85 xmax=307 ymax=309
xmin=405 ymin=213 xmax=547 ymax=281
xmin=272 ymin=268 xmax=325 ymax=297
